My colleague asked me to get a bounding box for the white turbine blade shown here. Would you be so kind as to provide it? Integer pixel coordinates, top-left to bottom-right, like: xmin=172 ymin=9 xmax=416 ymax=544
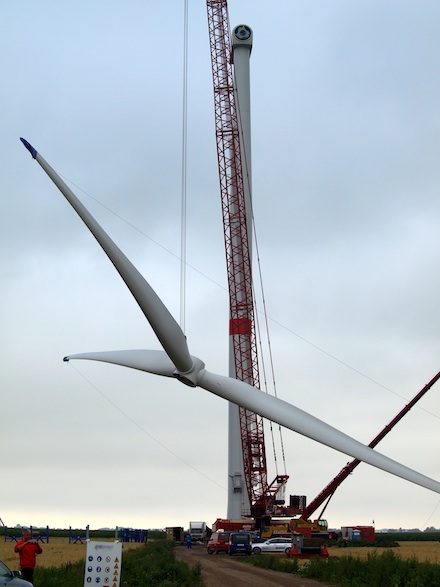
xmin=20 ymin=138 xmax=193 ymax=375
xmin=21 ymin=138 xmax=440 ymax=496
xmin=198 ymin=369 xmax=440 ymax=494
xmin=66 ymin=349 xmax=440 ymax=494
xmin=64 ymin=350 xmax=177 ymax=377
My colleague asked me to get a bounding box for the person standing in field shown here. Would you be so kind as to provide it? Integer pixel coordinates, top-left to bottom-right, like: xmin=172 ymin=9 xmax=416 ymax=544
xmin=14 ymin=529 xmax=43 ymax=584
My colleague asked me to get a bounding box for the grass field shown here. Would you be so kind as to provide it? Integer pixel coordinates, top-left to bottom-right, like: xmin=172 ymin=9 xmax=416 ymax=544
xmin=327 ymin=541 xmax=440 ymax=563
xmin=0 ymin=536 xmax=144 ymax=571
xmin=1 ymin=537 xmax=439 ymax=574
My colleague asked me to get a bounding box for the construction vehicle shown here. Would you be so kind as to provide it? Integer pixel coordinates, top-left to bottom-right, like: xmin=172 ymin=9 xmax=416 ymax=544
xmin=188 ymin=521 xmax=208 ymax=542
xmin=341 ymin=526 xmax=375 ymax=543
xmin=212 ymin=518 xmax=254 ymax=533
xmin=287 ymin=533 xmax=329 ymax=559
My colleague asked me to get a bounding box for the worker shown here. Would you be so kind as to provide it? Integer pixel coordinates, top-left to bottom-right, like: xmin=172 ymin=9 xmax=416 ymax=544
xmin=14 ymin=529 xmax=43 ymax=584
xmin=185 ymin=533 xmax=192 ymax=548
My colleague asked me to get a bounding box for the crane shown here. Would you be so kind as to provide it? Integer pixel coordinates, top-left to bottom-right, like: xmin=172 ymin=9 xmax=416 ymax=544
xmin=292 ymin=369 xmax=440 ymax=532
xmin=206 ymin=0 xmax=288 ymax=522
xmin=206 ymin=0 xmax=440 ymax=532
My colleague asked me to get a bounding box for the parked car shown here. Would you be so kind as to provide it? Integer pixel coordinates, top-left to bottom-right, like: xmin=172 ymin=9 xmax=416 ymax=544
xmin=0 ymin=560 xmax=33 ymax=586
xmin=207 ymin=531 xmax=231 ymax=554
xmin=228 ymin=532 xmax=252 ymax=556
xmin=252 ymin=537 xmax=292 ymax=554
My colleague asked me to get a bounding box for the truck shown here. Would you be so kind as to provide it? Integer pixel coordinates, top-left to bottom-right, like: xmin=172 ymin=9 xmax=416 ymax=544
xmin=212 ymin=518 xmax=255 ymax=533
xmin=341 ymin=525 xmax=375 ymax=544
xmin=188 ymin=521 xmax=208 ymax=542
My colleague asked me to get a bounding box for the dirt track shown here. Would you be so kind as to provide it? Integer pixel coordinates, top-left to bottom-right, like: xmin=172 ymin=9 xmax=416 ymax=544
xmin=174 ymin=543 xmax=333 ymax=587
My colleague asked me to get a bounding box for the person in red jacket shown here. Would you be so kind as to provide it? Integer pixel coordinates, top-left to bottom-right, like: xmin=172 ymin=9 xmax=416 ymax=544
xmin=14 ymin=529 xmax=43 ymax=584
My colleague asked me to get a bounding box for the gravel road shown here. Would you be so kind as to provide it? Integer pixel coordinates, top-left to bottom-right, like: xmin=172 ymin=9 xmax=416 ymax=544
xmin=174 ymin=543 xmax=333 ymax=587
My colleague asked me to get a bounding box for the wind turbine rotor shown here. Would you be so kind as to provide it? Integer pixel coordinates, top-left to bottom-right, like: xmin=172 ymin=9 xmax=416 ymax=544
xmin=22 ymin=138 xmax=440 ymax=497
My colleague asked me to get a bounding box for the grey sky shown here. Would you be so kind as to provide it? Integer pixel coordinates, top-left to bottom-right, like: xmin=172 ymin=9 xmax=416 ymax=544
xmin=1 ymin=1 xmax=440 ymax=532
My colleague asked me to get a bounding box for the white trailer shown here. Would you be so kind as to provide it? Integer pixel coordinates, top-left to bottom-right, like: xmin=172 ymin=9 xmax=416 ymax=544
xmin=189 ymin=521 xmax=207 ymax=542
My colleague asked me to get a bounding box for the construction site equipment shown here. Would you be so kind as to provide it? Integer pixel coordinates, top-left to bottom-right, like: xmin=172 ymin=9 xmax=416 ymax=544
xmin=166 ymin=527 xmax=184 ymax=542
xmin=287 ymin=533 xmax=329 ymax=559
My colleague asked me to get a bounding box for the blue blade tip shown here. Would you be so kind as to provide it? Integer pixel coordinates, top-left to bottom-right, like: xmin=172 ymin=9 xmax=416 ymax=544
xmin=20 ymin=137 xmax=38 ymax=159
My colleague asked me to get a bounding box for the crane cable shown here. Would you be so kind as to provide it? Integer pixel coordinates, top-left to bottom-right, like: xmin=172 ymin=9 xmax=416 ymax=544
xmin=180 ymin=0 xmax=189 ymax=332
xmin=235 ymin=68 xmax=289 ymax=479
xmin=253 ymin=230 xmax=289 ymax=477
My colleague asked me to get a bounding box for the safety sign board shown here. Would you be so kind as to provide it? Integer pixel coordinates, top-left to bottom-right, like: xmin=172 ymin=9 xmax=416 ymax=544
xmin=83 ymin=541 xmax=122 ymax=587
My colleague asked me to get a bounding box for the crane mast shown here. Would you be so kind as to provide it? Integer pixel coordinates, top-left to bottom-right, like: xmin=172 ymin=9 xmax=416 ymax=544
xmin=206 ymin=0 xmax=288 ymax=520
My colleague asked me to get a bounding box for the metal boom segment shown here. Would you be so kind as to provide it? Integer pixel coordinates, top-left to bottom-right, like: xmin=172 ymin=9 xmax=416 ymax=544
xmin=302 ymin=369 xmax=440 ymax=522
xmin=206 ymin=0 xmax=288 ymax=517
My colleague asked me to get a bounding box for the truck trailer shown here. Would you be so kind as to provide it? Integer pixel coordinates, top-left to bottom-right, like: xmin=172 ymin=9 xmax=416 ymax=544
xmin=188 ymin=521 xmax=208 ymax=542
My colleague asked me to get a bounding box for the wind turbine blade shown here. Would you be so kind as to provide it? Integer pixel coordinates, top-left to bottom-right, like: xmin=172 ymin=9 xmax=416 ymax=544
xmin=198 ymin=369 xmax=440 ymax=494
xmin=66 ymin=350 xmax=440 ymax=494
xmin=64 ymin=350 xmax=177 ymax=377
xmin=21 ymin=138 xmax=440 ymax=496
xmin=20 ymin=138 xmax=193 ymax=375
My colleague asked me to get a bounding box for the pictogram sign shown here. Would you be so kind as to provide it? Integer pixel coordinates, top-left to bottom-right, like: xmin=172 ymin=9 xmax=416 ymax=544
xmin=84 ymin=541 xmax=122 ymax=587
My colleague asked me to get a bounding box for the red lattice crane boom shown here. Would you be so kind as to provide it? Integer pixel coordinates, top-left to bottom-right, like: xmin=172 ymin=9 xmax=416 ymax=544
xmin=301 ymin=369 xmax=440 ymax=523
xmin=206 ymin=0 xmax=288 ymax=519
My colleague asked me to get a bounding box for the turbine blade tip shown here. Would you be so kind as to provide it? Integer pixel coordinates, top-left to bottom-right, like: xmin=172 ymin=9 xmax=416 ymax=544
xmin=20 ymin=137 xmax=37 ymax=159
xmin=63 ymin=356 xmax=70 ymax=362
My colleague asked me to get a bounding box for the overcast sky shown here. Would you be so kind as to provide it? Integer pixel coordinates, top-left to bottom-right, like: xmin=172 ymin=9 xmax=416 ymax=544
xmin=2 ymin=0 xmax=440 ymax=534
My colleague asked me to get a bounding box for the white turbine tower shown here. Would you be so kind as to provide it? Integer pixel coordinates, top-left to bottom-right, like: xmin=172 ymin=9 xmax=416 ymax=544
xmin=20 ymin=137 xmax=440 ymax=499
xmin=227 ymin=24 xmax=254 ymax=520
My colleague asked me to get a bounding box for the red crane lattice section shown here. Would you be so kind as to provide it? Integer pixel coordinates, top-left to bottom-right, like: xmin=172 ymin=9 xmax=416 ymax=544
xmin=206 ymin=0 xmax=269 ymax=514
xmin=302 ymin=369 xmax=440 ymax=521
